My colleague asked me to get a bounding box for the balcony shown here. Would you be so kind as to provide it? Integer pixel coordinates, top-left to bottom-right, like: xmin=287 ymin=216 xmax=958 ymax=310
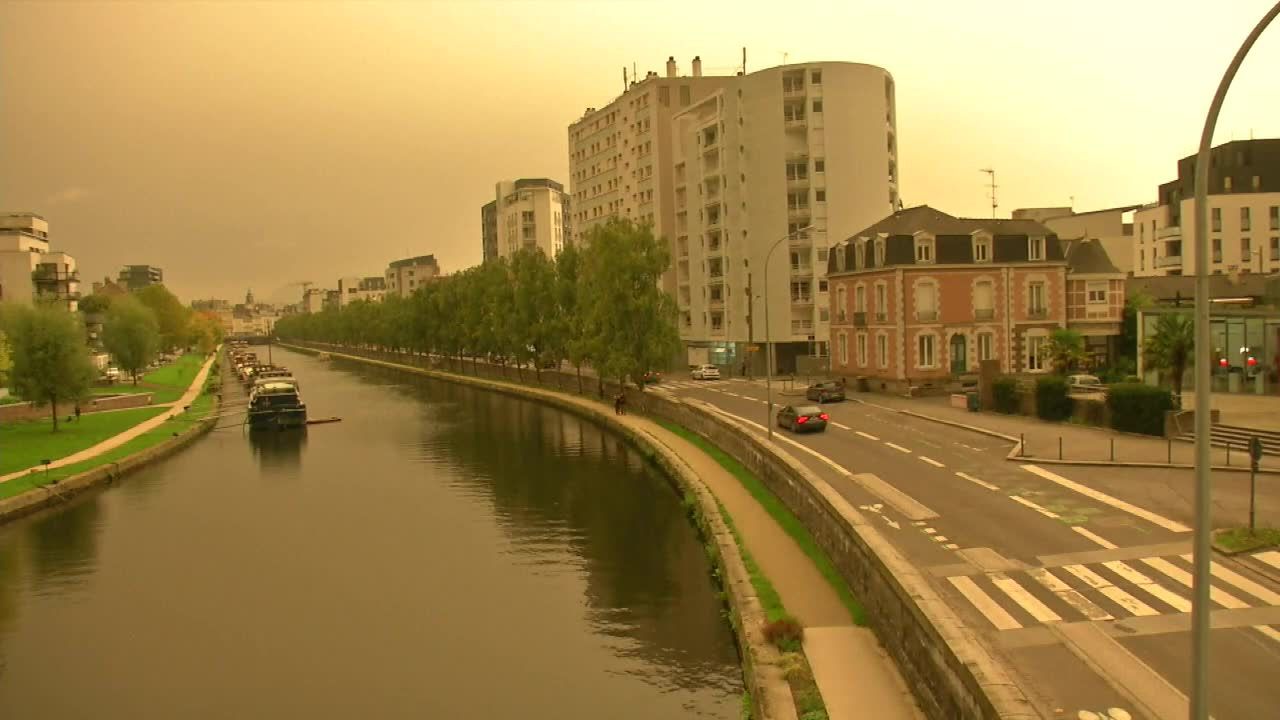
xmin=708 ymin=296 xmax=725 ymax=309
xmin=791 ymin=319 xmax=815 ymax=334
xmin=784 ymin=115 xmax=807 ymax=130
xmin=707 ymin=242 xmax=723 ymax=257
xmin=790 ymin=264 xmax=813 ymax=277
xmin=710 ymin=323 xmax=726 ymax=336
xmin=1156 ymin=226 xmax=1181 ymax=240
xmin=786 ymin=175 xmax=810 ymax=191
xmin=790 ymin=295 xmax=814 ymax=306
xmin=874 ymin=311 xmax=887 ymax=323
xmin=974 ymin=308 xmax=994 ymax=321
xmin=33 ymin=268 xmax=80 ymax=282
xmin=1156 ymin=255 xmax=1182 ymax=268
xmin=852 ymin=311 xmax=867 ymax=327
xmin=787 ymin=205 xmax=811 ymax=222
xmin=783 ymin=84 xmax=806 ymax=98
xmin=917 ymin=310 xmax=938 ymax=322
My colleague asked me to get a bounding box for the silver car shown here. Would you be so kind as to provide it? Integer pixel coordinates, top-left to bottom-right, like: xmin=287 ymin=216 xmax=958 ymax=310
xmin=691 ymin=364 xmax=721 ymax=380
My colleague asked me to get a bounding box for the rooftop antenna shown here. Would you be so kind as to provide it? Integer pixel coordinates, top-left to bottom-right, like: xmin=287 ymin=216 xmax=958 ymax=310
xmin=623 ymin=66 xmax=628 ymax=91
xmin=782 ymin=51 xmax=789 ymax=64
xmin=742 ymin=47 xmax=747 ymax=74
xmin=979 ymin=168 xmax=998 ymax=218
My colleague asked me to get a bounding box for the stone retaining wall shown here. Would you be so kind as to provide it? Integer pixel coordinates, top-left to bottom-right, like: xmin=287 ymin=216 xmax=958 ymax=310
xmin=0 ymin=391 xmax=157 ymax=423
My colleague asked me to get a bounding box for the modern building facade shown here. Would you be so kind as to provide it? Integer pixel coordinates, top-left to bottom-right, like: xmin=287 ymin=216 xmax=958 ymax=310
xmin=1133 ymin=138 xmax=1280 ymax=277
xmin=826 ymin=206 xmax=1071 ymax=391
xmin=0 ymin=212 xmax=81 ymax=312
xmin=482 ymin=179 xmax=569 ymax=260
xmin=1013 ymin=205 xmax=1139 ymax=274
xmin=569 ymin=57 xmax=899 ymax=370
xmin=337 ymin=276 xmax=387 ymax=306
xmin=384 ymin=254 xmax=440 ymax=298
xmin=118 ymin=264 xmax=163 ymax=290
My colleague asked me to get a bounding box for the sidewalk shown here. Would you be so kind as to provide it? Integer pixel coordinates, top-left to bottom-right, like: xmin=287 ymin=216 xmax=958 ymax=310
xmin=854 ymin=393 xmax=1279 ymax=470
xmin=0 ymin=352 xmax=217 ymax=485
xmin=1183 ymin=391 xmax=1280 ymax=432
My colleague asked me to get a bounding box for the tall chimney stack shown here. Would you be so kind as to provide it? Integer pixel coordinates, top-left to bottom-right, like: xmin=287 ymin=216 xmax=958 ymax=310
xmin=666 ymin=56 xmax=677 ymax=78
xmin=692 ymin=56 xmax=703 ymax=77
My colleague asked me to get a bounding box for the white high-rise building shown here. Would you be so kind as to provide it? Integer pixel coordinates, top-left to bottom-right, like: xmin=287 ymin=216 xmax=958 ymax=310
xmin=483 ymin=179 xmax=569 ymax=261
xmin=568 ymin=58 xmax=898 ymax=370
xmin=0 ymin=212 xmax=81 ymax=312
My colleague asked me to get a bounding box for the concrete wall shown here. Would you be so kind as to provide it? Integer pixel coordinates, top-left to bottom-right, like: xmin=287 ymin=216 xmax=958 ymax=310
xmin=0 ymin=391 xmax=156 ymax=423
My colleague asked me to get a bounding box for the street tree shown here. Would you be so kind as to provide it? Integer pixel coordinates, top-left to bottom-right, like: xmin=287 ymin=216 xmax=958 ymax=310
xmin=102 ymin=295 xmax=161 ymax=384
xmin=1040 ymin=328 xmax=1086 ymax=374
xmin=134 ymin=285 xmax=192 ymax=350
xmin=3 ymin=303 xmax=96 ymax=431
xmin=1143 ymin=312 xmax=1194 ymax=406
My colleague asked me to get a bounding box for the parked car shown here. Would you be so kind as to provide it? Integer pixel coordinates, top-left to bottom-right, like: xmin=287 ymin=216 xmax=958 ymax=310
xmin=1066 ymin=374 xmax=1105 ymax=394
xmin=777 ymin=404 xmax=828 ymax=433
xmin=805 ymin=380 xmax=846 ymax=403
xmin=641 ymin=370 xmax=662 ymax=385
xmin=691 ymin=364 xmax=720 ymax=380
xmin=104 ymin=367 xmax=120 ymax=382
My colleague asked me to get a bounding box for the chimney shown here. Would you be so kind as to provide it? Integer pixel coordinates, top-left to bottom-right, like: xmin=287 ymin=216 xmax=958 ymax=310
xmin=666 ymin=56 xmax=677 ymax=78
xmin=692 ymin=56 xmax=702 ymax=77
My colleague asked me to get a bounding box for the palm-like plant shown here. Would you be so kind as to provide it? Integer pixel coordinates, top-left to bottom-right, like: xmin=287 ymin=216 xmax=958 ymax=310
xmin=1143 ymin=313 xmax=1194 ymax=405
xmin=1040 ymin=328 xmax=1086 ymax=374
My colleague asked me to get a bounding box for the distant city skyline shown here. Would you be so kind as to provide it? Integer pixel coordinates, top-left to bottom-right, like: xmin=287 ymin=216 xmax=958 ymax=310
xmin=2 ymin=0 xmax=1279 ymax=301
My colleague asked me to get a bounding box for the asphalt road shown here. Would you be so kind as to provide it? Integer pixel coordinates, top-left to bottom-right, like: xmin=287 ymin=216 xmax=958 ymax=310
xmin=652 ymin=376 xmax=1280 ymax=720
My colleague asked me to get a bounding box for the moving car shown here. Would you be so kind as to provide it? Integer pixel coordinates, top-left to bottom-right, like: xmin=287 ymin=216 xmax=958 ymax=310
xmin=776 ymin=404 xmax=828 ymax=433
xmin=805 ymin=380 xmax=846 ymax=403
xmin=641 ymin=370 xmax=662 ymax=385
xmin=1066 ymin=374 xmax=1105 ymax=394
xmin=691 ymin=364 xmax=720 ymax=380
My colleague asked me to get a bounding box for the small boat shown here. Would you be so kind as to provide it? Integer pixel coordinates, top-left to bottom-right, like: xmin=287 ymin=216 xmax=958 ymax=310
xmin=246 ymin=379 xmax=307 ymax=432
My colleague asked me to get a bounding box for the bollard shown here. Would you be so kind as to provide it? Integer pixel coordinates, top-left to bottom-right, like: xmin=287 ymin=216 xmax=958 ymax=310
xmin=1020 ymin=433 xmax=1025 ymax=457
xmin=1227 ymin=443 xmax=1231 ymax=467
xmin=1059 ymin=436 xmax=1063 ymax=460
xmin=1111 ymin=438 xmax=1115 ymax=462
xmin=1168 ymin=438 xmax=1173 ymax=464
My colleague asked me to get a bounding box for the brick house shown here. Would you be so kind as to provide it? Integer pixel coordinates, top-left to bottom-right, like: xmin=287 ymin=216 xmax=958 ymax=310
xmin=1062 ymin=237 xmax=1125 ymax=368
xmin=827 ymin=206 xmax=1071 ymax=391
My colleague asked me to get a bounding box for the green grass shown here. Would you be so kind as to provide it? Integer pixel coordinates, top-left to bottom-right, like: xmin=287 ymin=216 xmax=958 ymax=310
xmin=0 ymin=395 xmax=24 ymax=406
xmin=139 ymin=353 xmax=206 ymax=403
xmin=660 ymin=420 xmax=866 ymax=625
xmin=0 ymin=406 xmax=169 ymax=476
xmin=0 ymin=393 xmax=215 ymax=501
xmin=1214 ymin=526 xmax=1280 ymax=554
xmin=89 ymin=385 xmax=150 ymax=397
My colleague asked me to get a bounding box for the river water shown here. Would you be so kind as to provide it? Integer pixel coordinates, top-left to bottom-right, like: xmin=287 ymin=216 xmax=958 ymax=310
xmin=0 ymin=347 xmax=742 ymax=718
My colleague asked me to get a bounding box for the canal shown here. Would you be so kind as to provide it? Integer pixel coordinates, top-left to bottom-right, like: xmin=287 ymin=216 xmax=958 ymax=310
xmin=0 ymin=347 xmax=742 ymax=718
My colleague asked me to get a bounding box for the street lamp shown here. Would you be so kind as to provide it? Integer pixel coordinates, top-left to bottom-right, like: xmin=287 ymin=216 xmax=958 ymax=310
xmin=1189 ymin=5 xmax=1280 ymax=718
xmin=764 ymin=225 xmax=814 ymax=440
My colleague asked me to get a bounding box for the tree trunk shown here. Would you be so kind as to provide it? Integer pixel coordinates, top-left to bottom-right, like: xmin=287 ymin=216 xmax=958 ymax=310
xmin=50 ymin=397 xmax=59 ymax=432
xmin=576 ymin=366 xmax=583 ymax=394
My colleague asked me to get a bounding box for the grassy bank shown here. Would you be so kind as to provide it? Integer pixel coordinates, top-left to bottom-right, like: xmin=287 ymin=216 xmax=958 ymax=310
xmin=659 ymin=420 xmax=865 ymax=625
xmin=0 ymin=393 xmax=215 ymax=501
xmin=0 ymin=406 xmax=169 ymax=476
xmin=1215 ymin=526 xmax=1280 ymax=554
xmin=141 ymin=352 xmax=206 ymax=403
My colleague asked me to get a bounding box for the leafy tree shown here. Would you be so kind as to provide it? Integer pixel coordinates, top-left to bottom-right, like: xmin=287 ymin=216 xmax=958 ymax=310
xmin=102 ymin=295 xmax=160 ymax=384
xmin=1143 ymin=312 xmax=1194 ymax=407
xmin=554 ymin=243 xmax=590 ymax=393
xmin=134 ymin=285 xmax=192 ymax=350
xmin=0 ymin=329 xmax=11 ymax=388
xmin=1039 ymin=328 xmax=1085 ymax=374
xmin=77 ymin=293 xmax=112 ymax=316
xmin=3 ymin=303 xmax=96 ymax=431
xmin=510 ymin=248 xmax=558 ymax=381
xmin=189 ymin=311 xmax=224 ymax=354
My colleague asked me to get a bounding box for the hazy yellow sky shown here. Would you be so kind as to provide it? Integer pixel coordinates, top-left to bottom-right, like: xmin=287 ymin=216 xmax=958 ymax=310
xmin=2 ymin=0 xmax=1278 ymax=302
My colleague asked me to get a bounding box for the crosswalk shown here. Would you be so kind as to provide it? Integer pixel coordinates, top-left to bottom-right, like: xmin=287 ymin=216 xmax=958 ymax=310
xmin=945 ymin=553 xmax=1280 ymax=640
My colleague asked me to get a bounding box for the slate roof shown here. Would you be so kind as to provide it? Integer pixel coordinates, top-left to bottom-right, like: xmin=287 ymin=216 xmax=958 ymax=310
xmin=1061 ymin=238 xmax=1122 ymax=275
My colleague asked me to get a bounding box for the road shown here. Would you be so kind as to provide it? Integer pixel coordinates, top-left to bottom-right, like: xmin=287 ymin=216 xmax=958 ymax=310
xmin=650 ymin=376 xmax=1280 ymax=720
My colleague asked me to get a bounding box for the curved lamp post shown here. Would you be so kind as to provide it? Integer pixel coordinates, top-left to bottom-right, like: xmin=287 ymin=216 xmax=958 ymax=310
xmin=764 ymin=225 xmax=813 ymax=440
xmin=1190 ymin=4 xmax=1280 ymax=717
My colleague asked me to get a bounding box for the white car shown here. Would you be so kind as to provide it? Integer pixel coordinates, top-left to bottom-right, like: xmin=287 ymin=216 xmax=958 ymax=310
xmin=104 ymin=367 xmax=120 ymax=381
xmin=1066 ymin=374 xmax=1105 ymax=394
xmin=691 ymin=364 xmax=720 ymax=380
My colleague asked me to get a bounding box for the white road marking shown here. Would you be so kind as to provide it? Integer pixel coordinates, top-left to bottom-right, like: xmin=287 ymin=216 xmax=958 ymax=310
xmin=1020 ymin=464 xmax=1192 ymax=533
xmin=955 ymin=471 xmax=999 ymax=491
xmin=912 ymin=521 xmax=927 ymax=527
xmin=1103 ymin=561 xmax=1191 ymax=612
xmin=933 ymin=536 xmax=950 ymax=543
xmin=884 ymin=442 xmax=912 ymax=453
xmin=1062 ymin=564 xmax=1160 ymax=617
xmin=831 ymin=421 xmax=852 ymax=430
xmin=919 ymin=455 xmax=945 ymax=468
xmin=991 ymin=572 xmax=1062 ymax=623
xmin=882 ymin=516 xmax=901 ymax=530
xmin=922 ymin=528 xmax=936 ymax=534
xmin=1182 ymin=554 xmax=1280 ymax=605
xmin=944 ymin=543 xmax=959 ymax=550
xmin=1255 ymin=550 xmax=1280 ymax=571
xmin=1141 ymin=557 xmax=1249 ymax=609
xmin=1011 ymin=495 xmax=1060 ymax=519
xmin=1030 ymin=568 xmax=1114 ymax=621
xmin=855 ymin=430 xmax=880 ymax=440
xmin=1072 ymin=526 xmax=1118 ymax=550
xmin=948 ymin=575 xmax=1022 ymax=630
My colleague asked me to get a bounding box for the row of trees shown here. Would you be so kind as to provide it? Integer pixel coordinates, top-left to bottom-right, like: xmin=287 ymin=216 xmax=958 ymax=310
xmin=87 ymin=285 xmax=222 ymax=384
xmin=274 ymin=219 xmax=681 ymax=391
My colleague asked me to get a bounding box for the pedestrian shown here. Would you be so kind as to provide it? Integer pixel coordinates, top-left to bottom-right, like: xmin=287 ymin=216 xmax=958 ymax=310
xmin=74 ymin=402 xmax=82 ymax=422
xmin=614 ymin=392 xmax=627 ymax=416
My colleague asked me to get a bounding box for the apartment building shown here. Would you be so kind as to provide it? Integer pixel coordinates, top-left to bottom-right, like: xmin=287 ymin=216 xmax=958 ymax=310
xmin=1133 ymin=138 xmax=1280 ymax=277
xmin=481 ymin=178 xmax=570 ymax=260
xmin=384 ymin=254 xmax=441 ymax=298
xmin=337 ymin=276 xmax=387 ymax=306
xmin=118 ymin=264 xmax=163 ymax=290
xmin=1013 ymin=205 xmax=1139 ymax=274
xmin=569 ymin=57 xmax=898 ymax=370
xmin=0 ymin=212 xmax=81 ymax=312
xmin=827 ymin=206 xmax=1069 ymax=390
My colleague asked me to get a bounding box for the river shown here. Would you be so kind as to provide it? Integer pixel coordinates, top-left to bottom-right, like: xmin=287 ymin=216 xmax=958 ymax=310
xmin=0 ymin=346 xmax=742 ymax=718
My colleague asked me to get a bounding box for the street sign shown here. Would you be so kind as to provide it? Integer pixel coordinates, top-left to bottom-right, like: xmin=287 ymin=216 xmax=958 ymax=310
xmin=1250 ymin=436 xmax=1263 ymax=471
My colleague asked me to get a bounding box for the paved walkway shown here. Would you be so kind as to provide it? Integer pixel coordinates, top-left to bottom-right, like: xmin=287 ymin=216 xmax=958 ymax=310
xmin=1183 ymin=391 xmax=1280 ymax=431
xmin=0 ymin=352 xmax=217 ymax=485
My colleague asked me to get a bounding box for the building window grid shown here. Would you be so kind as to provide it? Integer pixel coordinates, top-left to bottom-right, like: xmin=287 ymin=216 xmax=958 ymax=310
xmin=1086 ymin=281 xmax=1108 ymax=304
xmin=876 ymin=334 xmax=888 ymax=368
xmin=856 ymin=333 xmax=868 ymax=367
xmin=1028 ymin=281 xmax=1046 ymax=316
xmin=1028 ymin=236 xmax=1045 ymax=261
xmin=977 ymin=332 xmax=994 ymax=362
xmin=918 ymin=334 xmax=936 ymax=369
xmin=1242 ymin=207 xmax=1251 ymax=232
xmin=1027 ymin=335 xmax=1046 ymax=372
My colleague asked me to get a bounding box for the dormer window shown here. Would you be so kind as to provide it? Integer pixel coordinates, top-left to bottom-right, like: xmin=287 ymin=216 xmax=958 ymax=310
xmin=972 ymin=232 xmax=991 ymax=263
xmin=835 ymin=245 xmax=847 ymax=272
xmin=874 ymin=238 xmax=885 ymax=267
xmin=1028 ymin=235 xmax=1045 ymax=261
xmin=854 ymin=240 xmax=866 ymax=270
xmin=914 ymin=233 xmax=935 ymax=264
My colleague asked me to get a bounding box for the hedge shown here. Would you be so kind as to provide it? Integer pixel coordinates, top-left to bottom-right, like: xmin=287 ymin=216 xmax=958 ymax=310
xmin=1035 ymin=376 xmax=1072 ymax=421
xmin=1106 ymin=383 xmax=1173 ymax=436
xmin=992 ymin=376 xmax=1020 ymax=414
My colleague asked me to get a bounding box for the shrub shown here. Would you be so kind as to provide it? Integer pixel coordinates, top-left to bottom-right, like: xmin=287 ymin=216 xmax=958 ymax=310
xmin=1035 ymin=375 xmax=1072 ymax=421
xmin=762 ymin=616 xmax=804 ymax=651
xmin=992 ymin=376 xmax=1020 ymax=414
xmin=1106 ymin=383 xmax=1173 ymax=436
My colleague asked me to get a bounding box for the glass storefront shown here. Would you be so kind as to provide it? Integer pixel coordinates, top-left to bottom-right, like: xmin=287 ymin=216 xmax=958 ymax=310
xmin=1140 ymin=309 xmax=1280 ymax=394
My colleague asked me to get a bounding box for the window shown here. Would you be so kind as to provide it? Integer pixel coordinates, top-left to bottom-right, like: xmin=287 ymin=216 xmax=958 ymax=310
xmin=814 ymin=159 xmax=825 ymax=173
xmin=1028 ymin=281 xmax=1046 ymax=316
xmin=974 ymin=280 xmax=994 ymax=319
xmin=812 ymin=99 xmax=823 ymax=113
xmin=874 ymin=284 xmax=887 ymax=321
xmin=816 ymin=248 xmax=828 ymax=262
xmin=1242 ymin=207 xmax=1252 ymax=231
xmin=1027 ymin=335 xmax=1046 ymax=372
xmin=855 ymin=285 xmax=866 ymax=312
xmin=811 ymin=70 xmax=822 ymax=84
xmin=1087 ymin=281 xmax=1107 ymax=304
xmin=835 ymin=246 xmax=846 ymax=271
xmin=974 ymin=237 xmax=990 ymax=262
xmin=836 ymin=286 xmax=847 ymax=321
xmin=815 ymin=190 xmax=826 ymax=202
xmin=819 ymin=307 xmax=829 ymax=321
xmin=874 ymin=239 xmax=885 ymax=267
xmin=876 ymin=334 xmax=888 ymax=368
xmin=1028 ymin=236 xmax=1045 ymax=261
xmin=1272 ymin=237 xmax=1280 ymax=261
xmin=1242 ymin=237 xmax=1252 ymax=261
xmin=1213 ymin=238 xmax=1223 ymax=262
xmin=915 ymin=238 xmax=934 ymax=263
xmin=977 ymin=333 xmax=994 ymax=362
xmin=679 ymin=85 xmax=691 ymax=106
xmin=917 ymin=282 xmax=937 ymax=321
xmin=1212 ymin=207 xmax=1222 ymax=232
xmin=1271 ymin=206 xmax=1279 ymax=230
xmin=819 ymin=279 xmax=828 ymax=292
xmin=838 ymin=333 xmax=848 ymax=365
xmin=918 ymin=334 xmax=936 ymax=368
xmin=857 ymin=333 xmax=868 ymax=366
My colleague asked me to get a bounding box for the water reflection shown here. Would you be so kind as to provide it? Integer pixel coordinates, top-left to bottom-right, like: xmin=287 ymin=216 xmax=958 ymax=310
xmin=26 ymin=500 xmax=102 ymax=596
xmin=248 ymin=428 xmax=307 ymax=472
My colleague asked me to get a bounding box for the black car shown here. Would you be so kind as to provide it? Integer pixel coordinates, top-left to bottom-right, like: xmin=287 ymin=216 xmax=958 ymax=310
xmin=805 ymin=381 xmax=846 ymax=403
xmin=776 ymin=405 xmax=828 ymax=433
